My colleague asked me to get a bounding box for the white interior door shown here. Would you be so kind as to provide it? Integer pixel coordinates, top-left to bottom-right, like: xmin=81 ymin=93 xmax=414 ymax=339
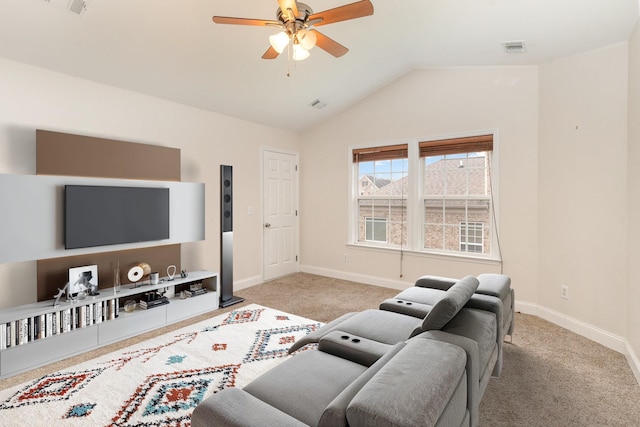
xmin=263 ymin=150 xmax=299 ymax=280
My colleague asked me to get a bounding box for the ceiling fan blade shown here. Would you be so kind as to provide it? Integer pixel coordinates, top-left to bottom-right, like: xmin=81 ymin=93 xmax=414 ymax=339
xmin=212 ymin=16 xmax=280 ymax=27
xmin=309 ymin=0 xmax=374 ymax=27
xmin=262 ymin=46 xmax=280 ymax=60
xmin=278 ymin=0 xmax=299 ymax=19
xmin=313 ymin=30 xmax=349 ymax=57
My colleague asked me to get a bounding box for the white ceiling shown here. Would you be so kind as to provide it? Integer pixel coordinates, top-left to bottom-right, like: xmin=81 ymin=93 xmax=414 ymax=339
xmin=0 ymin=0 xmax=638 ymax=132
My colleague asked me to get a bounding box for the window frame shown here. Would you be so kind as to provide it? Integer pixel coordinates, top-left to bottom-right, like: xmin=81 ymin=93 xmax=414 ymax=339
xmin=349 ymin=132 xmax=500 ymax=261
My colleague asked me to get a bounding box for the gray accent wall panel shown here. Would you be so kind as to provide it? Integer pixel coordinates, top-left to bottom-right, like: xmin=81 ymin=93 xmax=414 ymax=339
xmin=0 ymin=174 xmax=205 ymax=264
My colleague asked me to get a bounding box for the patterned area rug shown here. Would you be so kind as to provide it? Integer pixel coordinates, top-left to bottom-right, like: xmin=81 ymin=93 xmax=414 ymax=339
xmin=0 ymin=304 xmax=321 ymax=426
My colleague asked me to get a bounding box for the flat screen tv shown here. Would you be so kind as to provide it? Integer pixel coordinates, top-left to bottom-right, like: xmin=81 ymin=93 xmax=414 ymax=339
xmin=65 ymin=185 xmax=170 ymax=249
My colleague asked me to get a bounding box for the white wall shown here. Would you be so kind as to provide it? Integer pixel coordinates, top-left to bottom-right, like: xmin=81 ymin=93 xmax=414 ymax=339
xmin=0 ymin=57 xmax=298 ymax=308
xmin=628 ymin=21 xmax=640 ymax=379
xmin=299 ymin=66 xmax=540 ymax=301
xmin=538 ymin=43 xmax=629 ymax=338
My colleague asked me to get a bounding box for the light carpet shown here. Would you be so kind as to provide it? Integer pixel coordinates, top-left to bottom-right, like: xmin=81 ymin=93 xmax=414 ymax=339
xmin=0 ymin=304 xmax=321 ymax=426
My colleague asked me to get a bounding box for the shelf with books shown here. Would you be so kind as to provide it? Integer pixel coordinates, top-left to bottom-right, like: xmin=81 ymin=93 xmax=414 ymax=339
xmin=0 ymin=270 xmax=217 ymax=379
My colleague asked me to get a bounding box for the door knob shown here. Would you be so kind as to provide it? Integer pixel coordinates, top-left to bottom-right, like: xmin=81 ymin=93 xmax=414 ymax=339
xmin=264 ymin=223 xmax=271 ymax=228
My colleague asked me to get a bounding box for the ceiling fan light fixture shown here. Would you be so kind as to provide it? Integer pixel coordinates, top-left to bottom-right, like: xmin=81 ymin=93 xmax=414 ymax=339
xmin=296 ymin=29 xmax=317 ymax=50
xmin=292 ymin=43 xmax=310 ymax=61
xmin=269 ymin=31 xmax=290 ymax=53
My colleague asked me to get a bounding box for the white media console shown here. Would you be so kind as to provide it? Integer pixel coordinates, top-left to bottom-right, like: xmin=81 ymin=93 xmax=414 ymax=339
xmin=0 ymin=270 xmax=218 ymax=379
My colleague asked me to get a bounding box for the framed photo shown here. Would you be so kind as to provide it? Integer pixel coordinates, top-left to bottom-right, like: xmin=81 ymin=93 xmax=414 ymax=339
xmin=68 ymin=265 xmax=98 ymax=296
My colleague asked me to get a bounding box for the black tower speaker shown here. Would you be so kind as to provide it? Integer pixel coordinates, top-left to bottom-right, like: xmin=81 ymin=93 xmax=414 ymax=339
xmin=220 ymin=165 xmax=244 ymax=307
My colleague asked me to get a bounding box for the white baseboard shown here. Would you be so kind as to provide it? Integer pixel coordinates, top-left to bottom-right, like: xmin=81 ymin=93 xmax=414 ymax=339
xmin=625 ymin=341 xmax=640 ymax=386
xmin=515 ymin=300 xmax=640 ymax=385
xmin=299 ymin=264 xmax=410 ymax=291
xmin=515 ymin=301 xmax=626 ymax=353
xmin=233 ymin=274 xmax=263 ymax=291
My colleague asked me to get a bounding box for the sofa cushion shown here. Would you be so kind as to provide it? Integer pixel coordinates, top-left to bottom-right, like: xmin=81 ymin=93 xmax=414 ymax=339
xmin=422 ymin=275 xmax=479 ymax=331
xmin=244 ymin=349 xmax=367 ymax=426
xmin=191 ymin=387 xmax=307 ymax=427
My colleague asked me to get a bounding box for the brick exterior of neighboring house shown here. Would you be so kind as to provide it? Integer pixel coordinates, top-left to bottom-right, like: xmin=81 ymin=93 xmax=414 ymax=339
xmin=357 ymin=155 xmax=491 ymax=254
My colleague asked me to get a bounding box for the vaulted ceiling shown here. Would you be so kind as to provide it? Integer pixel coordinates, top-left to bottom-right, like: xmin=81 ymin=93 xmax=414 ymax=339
xmin=0 ymin=0 xmax=637 ymax=131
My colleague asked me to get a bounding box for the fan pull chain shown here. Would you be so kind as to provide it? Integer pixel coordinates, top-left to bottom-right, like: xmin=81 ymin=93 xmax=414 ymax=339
xmin=286 ymin=38 xmax=291 ymax=77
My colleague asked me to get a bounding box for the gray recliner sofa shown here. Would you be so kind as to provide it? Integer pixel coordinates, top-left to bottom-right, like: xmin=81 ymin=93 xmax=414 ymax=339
xmin=192 ymin=333 xmax=470 ymax=427
xmin=192 ymin=274 xmax=514 ymax=427
xmin=287 ymin=275 xmax=498 ymax=427
xmin=380 ymin=273 xmax=513 ymax=376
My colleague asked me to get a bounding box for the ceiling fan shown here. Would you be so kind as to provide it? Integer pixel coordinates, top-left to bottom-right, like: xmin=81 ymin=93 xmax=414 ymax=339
xmin=212 ymin=0 xmax=374 ymax=61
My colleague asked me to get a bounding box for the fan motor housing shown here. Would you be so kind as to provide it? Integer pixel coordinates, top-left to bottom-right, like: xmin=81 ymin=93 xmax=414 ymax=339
xmin=276 ymin=2 xmax=313 ymax=24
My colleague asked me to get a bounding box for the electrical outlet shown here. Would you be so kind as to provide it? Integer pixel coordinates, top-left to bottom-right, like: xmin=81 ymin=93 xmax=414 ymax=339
xmin=343 ymin=253 xmax=348 ymax=262
xmin=561 ymin=285 xmax=569 ymax=300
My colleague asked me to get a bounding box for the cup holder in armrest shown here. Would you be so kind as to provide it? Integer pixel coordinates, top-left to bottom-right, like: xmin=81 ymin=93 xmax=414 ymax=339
xmin=318 ymin=330 xmax=392 ymax=367
xmin=379 ymin=298 xmax=432 ymax=319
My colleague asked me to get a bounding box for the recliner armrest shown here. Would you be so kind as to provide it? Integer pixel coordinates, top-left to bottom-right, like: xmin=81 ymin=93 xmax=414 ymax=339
xmin=288 ymin=312 xmax=358 ymax=353
xmin=191 ymin=387 xmax=307 ymax=427
xmin=476 ymin=274 xmax=511 ymax=300
xmin=379 ymin=298 xmax=433 ymax=318
xmin=414 ymin=275 xmax=457 ymax=290
xmin=318 ymin=330 xmax=393 ymax=367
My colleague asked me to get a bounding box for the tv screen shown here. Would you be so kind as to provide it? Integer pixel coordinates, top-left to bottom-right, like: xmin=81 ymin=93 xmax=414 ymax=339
xmin=65 ymin=185 xmax=170 ymax=249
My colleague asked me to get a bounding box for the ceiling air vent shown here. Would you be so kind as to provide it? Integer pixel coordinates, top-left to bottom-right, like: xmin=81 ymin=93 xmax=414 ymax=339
xmin=41 ymin=0 xmax=91 ymax=16
xmin=502 ymin=40 xmax=527 ymax=54
xmin=309 ymin=99 xmax=327 ymax=110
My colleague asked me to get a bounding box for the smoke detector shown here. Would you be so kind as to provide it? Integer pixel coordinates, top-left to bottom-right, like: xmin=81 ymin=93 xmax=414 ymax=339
xmin=502 ymin=40 xmax=527 ymax=54
xmin=41 ymin=0 xmax=91 ymax=16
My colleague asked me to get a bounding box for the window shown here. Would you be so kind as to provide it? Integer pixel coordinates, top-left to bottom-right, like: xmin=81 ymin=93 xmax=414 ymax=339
xmin=460 ymin=221 xmax=484 ymax=253
xmin=365 ymin=217 xmax=387 ymax=242
xmin=352 ymin=134 xmax=496 ymax=258
xmin=353 ymin=144 xmax=408 ymax=247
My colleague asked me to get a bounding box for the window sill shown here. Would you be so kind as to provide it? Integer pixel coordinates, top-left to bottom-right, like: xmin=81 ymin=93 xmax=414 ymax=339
xmin=346 ymin=243 xmax=502 ymax=266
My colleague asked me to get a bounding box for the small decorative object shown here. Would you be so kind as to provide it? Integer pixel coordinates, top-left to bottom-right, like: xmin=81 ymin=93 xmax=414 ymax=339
xmin=127 ymin=262 xmax=151 ymax=287
xmin=53 ymin=285 xmax=66 ymax=306
xmin=180 ymin=269 xmax=188 ymax=279
xmin=123 ymin=300 xmax=137 ymax=313
xmin=68 ymin=265 xmax=98 ymax=298
xmin=150 ymin=272 xmax=159 ymax=285
xmin=113 ymin=261 xmax=121 ymax=294
xmin=167 ymin=265 xmax=176 ymax=281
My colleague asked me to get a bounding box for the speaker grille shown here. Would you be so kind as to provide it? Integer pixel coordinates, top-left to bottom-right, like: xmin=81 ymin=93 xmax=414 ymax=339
xmin=221 ymin=165 xmax=233 ymax=232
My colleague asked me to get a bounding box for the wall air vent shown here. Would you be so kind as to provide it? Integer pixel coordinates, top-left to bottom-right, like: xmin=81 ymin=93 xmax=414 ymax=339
xmin=41 ymin=0 xmax=90 ymax=16
xmin=309 ymin=99 xmax=327 ymax=110
xmin=502 ymin=40 xmax=527 ymax=54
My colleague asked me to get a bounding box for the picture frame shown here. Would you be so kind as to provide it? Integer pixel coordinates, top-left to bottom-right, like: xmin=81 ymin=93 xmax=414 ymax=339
xmin=68 ymin=264 xmax=98 ymax=297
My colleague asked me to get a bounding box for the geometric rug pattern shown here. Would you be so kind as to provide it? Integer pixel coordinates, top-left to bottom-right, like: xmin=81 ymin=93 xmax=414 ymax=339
xmin=0 ymin=304 xmax=320 ymax=426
